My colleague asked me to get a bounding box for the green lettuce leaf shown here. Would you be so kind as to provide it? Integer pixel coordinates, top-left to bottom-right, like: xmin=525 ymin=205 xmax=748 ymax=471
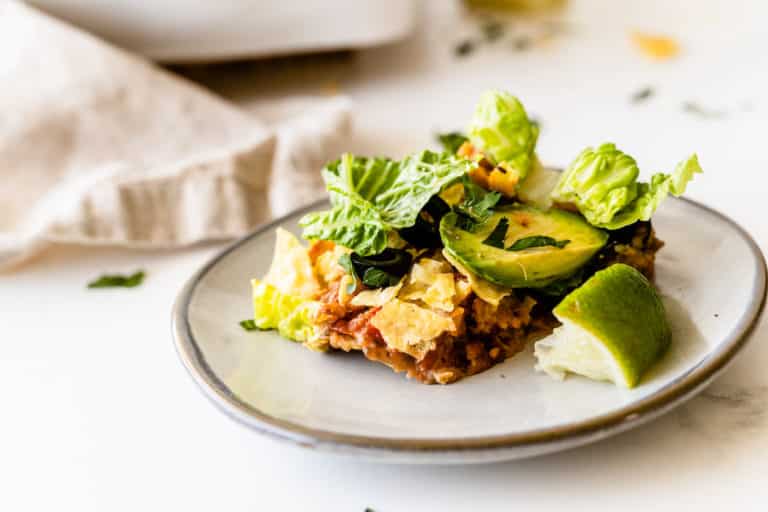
xmin=321 ymin=154 xmax=400 ymax=207
xmin=251 ymin=280 xmax=319 ymax=342
xmin=467 ymin=90 xmax=539 ymax=183
xmin=551 ymin=143 xmax=640 ymax=226
xmin=300 ymin=150 xmax=471 ymax=255
xmin=301 ymin=201 xmax=387 ymax=257
xmin=551 ymin=143 xmax=702 ymax=229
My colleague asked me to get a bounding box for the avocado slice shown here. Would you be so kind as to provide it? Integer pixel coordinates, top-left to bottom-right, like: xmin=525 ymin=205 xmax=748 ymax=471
xmin=440 ymin=204 xmax=608 ymax=288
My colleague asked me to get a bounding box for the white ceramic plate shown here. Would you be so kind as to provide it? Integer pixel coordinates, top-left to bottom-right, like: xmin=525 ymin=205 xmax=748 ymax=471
xmin=173 ymin=197 xmax=766 ymax=464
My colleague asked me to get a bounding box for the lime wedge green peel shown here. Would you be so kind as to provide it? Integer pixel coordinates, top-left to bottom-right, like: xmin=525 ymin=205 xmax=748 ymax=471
xmin=534 ymin=264 xmax=671 ymax=388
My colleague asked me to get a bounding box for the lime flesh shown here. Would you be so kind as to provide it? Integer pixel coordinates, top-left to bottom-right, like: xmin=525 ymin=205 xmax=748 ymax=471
xmin=535 ymin=263 xmax=671 ymax=388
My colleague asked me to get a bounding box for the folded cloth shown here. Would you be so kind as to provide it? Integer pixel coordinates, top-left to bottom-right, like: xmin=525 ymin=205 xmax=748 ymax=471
xmin=0 ymin=2 xmax=350 ymax=270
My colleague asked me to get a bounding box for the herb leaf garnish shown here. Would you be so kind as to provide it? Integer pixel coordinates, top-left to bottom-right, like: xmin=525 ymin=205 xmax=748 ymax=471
xmin=455 ymin=176 xmax=501 ymax=224
xmin=482 ymin=218 xmax=509 ymax=248
xmin=338 ymin=254 xmax=359 ymax=294
xmin=87 ymin=270 xmax=145 ymax=288
xmin=454 ymin=213 xmax=480 ymax=232
xmin=507 ymin=236 xmax=570 ymax=251
xmin=437 ymin=132 xmax=469 ymax=154
xmin=362 ymin=268 xmax=400 ymax=288
xmin=398 ymin=195 xmax=450 ymax=248
xmin=340 ymin=249 xmax=412 ymax=290
xmin=240 ymin=319 xmax=259 ymax=331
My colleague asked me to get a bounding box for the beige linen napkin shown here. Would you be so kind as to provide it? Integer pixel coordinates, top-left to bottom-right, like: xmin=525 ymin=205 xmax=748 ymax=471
xmin=0 ymin=2 xmax=350 ymax=269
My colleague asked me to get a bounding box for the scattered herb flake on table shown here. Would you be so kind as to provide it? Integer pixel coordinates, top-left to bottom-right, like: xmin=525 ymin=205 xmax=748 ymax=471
xmin=513 ymin=36 xmax=532 ymax=51
xmin=454 ymin=39 xmax=476 ymax=57
xmin=240 ymin=319 xmax=259 ymax=331
xmin=482 ymin=20 xmax=506 ymax=42
xmin=631 ymin=86 xmax=654 ymax=104
xmin=87 ymin=270 xmax=145 ymax=288
xmin=683 ymin=101 xmax=727 ymax=119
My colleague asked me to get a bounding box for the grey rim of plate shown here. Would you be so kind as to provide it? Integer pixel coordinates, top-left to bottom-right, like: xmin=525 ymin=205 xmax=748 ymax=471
xmin=172 ymin=197 xmax=767 ymax=461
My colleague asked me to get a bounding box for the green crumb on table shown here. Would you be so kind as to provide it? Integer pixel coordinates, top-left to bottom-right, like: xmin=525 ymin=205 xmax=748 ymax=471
xmin=482 ymin=20 xmax=506 ymax=42
xmin=682 ymin=101 xmax=727 ymax=119
xmin=513 ymin=36 xmax=532 ymax=51
xmin=239 ymin=319 xmax=259 ymax=331
xmin=87 ymin=270 xmax=145 ymax=288
xmin=631 ymin=86 xmax=654 ymax=103
xmin=455 ymin=39 xmax=476 ymax=57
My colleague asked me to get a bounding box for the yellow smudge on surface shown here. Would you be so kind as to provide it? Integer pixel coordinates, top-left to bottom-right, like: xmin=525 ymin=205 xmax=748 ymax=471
xmin=631 ymin=31 xmax=679 ymax=60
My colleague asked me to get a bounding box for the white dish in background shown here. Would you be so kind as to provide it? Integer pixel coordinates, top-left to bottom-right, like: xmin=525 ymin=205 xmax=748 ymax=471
xmin=27 ymin=0 xmax=416 ymax=63
xmin=172 ymin=197 xmax=765 ymax=464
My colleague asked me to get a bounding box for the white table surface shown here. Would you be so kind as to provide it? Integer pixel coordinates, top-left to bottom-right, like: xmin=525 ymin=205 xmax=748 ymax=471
xmin=3 ymin=0 xmax=768 ymax=510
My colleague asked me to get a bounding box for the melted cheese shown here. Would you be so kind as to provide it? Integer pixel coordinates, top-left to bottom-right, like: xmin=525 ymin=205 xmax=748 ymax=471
xmin=351 ymin=279 xmax=404 ymax=307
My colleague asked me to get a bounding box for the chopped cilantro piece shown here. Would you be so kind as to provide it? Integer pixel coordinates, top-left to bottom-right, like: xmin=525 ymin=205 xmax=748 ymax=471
xmin=87 ymin=270 xmax=145 ymax=288
xmin=507 ymin=236 xmax=570 ymax=251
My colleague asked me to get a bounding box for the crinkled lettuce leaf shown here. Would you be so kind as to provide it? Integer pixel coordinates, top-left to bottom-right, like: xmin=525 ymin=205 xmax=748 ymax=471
xmin=251 ymin=280 xmax=319 ymax=342
xmin=250 ymin=229 xmax=321 ymax=342
xmin=264 ymin=228 xmax=321 ymax=299
xmin=550 ymin=143 xmax=640 ymax=225
xmin=300 ymin=151 xmax=471 ymax=255
xmin=321 ymin=154 xmax=400 ymax=208
xmin=300 ymin=201 xmax=387 ymax=258
xmin=605 ymin=156 xmax=702 ymax=229
xmin=467 ymin=90 xmax=539 ymax=184
xmin=551 ymin=143 xmax=702 ymax=229
xmin=376 ymin=151 xmax=470 ymax=228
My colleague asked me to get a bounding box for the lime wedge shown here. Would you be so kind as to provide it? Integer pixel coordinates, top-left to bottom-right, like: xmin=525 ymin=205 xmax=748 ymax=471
xmin=534 ymin=264 xmax=671 ymax=388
